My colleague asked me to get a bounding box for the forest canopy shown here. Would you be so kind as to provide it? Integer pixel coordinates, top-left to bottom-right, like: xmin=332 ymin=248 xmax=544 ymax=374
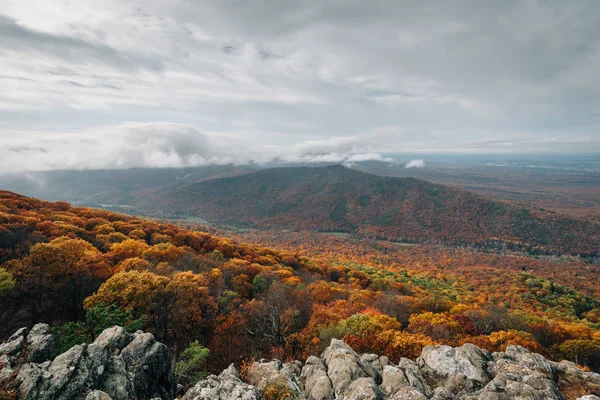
xmin=1 ymin=190 xmax=599 ymax=373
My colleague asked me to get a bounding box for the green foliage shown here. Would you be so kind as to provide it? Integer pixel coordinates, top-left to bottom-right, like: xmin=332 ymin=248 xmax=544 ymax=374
xmin=521 ymin=273 xmax=599 ymax=318
xmin=85 ymin=302 xmax=145 ymax=336
xmin=252 ymin=274 xmax=271 ymax=296
xmin=51 ymin=321 xmax=92 ymax=356
xmin=268 ymin=203 xmax=297 ymax=216
xmin=487 ymin=202 xmax=507 ymax=216
xmin=552 ymin=339 xmax=600 ymax=370
xmin=175 ymin=340 xmax=210 ymax=387
xmin=0 ymin=268 xmax=16 ymax=296
xmin=358 ymin=194 xmax=371 ymax=207
xmin=371 ymin=209 xmax=397 ymax=226
xmin=329 ymin=199 xmax=347 ymax=222
xmin=211 ymin=249 xmax=225 ymax=261
xmin=52 ymin=302 xmax=145 ymax=357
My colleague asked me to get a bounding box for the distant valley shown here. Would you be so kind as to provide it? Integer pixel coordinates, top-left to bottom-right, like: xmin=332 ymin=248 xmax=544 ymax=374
xmin=2 ymin=162 xmax=599 ymax=257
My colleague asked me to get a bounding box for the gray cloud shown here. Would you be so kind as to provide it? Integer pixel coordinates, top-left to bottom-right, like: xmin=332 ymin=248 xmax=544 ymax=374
xmin=0 ymin=0 xmax=599 ymax=167
xmin=0 ymin=15 xmax=162 ymax=72
xmin=0 ymin=122 xmax=391 ymax=171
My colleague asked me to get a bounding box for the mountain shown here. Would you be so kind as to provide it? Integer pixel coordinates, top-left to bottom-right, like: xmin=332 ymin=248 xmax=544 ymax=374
xmin=140 ymin=165 xmax=600 ymax=255
xmin=0 ymin=164 xmax=256 ymax=206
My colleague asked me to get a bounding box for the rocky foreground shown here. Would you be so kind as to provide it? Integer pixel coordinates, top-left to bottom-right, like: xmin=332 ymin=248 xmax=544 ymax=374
xmin=1 ymin=325 xmax=599 ymax=399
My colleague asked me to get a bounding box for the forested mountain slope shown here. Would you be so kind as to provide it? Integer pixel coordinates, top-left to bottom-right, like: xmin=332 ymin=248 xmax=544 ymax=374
xmin=143 ymin=165 xmax=600 ymax=256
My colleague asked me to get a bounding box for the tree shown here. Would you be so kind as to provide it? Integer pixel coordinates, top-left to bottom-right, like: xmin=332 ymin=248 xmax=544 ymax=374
xmin=52 ymin=302 xmax=145 ymax=356
xmin=7 ymin=236 xmax=111 ymax=321
xmin=165 ymin=272 xmax=218 ymax=353
xmin=85 ymin=270 xmax=217 ymax=353
xmin=244 ymin=282 xmax=309 ymax=350
xmin=175 ymin=341 xmax=210 ymax=389
xmin=85 ymin=270 xmax=170 ymax=339
xmin=0 ymin=267 xmax=15 ymax=296
xmin=553 ymin=340 xmax=600 ymax=370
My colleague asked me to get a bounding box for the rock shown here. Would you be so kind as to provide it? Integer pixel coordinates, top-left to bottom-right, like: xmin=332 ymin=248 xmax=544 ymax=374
xmin=467 ymin=345 xmax=564 ymax=400
xmin=5 ymin=325 xmax=175 ymax=400
xmin=182 ymin=364 xmax=259 ymax=400
xmin=0 ymin=324 xmax=54 ymax=368
xmin=301 ymin=356 xmax=333 ymax=400
xmin=362 ymin=354 xmax=385 ymax=375
xmin=322 ymin=338 xmax=381 ymax=396
xmin=379 ymin=365 xmax=409 ymax=396
xmin=431 ymin=386 xmax=456 ymax=400
xmin=0 ymin=327 xmax=27 ymax=358
xmin=389 ymin=386 xmax=428 ymax=400
xmin=13 ymin=361 xmax=48 ymax=398
xmin=397 ymin=358 xmax=433 ymax=397
xmin=418 ymin=343 xmax=493 ymax=389
xmin=120 ymin=331 xmax=174 ymax=399
xmin=555 ymin=360 xmax=600 ymax=400
xmin=85 ymin=390 xmax=113 ymax=400
xmin=26 ymin=324 xmax=54 ymax=363
xmin=93 ymin=326 xmax=132 ymax=354
xmin=342 ymin=377 xmax=385 ymax=400
xmin=5 ymin=326 xmax=600 ymax=400
xmin=246 ymin=358 xmax=303 ymax=394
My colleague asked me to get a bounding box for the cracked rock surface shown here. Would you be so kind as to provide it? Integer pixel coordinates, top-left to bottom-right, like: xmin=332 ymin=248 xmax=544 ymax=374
xmin=2 ymin=325 xmax=599 ymax=399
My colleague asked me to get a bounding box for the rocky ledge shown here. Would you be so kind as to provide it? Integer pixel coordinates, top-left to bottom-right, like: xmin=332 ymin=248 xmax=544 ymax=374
xmin=0 ymin=324 xmax=175 ymax=399
xmin=1 ymin=325 xmax=599 ymax=399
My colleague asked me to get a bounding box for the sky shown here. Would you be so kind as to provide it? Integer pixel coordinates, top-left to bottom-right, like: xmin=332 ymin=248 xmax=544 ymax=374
xmin=1 ymin=0 xmax=600 ymax=171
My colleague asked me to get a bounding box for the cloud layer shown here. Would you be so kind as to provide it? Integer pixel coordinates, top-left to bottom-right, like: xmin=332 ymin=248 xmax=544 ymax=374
xmin=1 ymin=0 xmax=600 ymax=171
xmin=0 ymin=122 xmax=395 ymax=172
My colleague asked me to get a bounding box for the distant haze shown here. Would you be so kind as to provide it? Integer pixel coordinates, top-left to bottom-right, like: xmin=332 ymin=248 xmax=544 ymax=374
xmin=1 ymin=1 xmax=600 ymax=171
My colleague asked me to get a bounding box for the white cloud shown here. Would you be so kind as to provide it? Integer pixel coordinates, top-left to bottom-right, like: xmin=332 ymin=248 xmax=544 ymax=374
xmin=0 ymin=122 xmax=393 ymax=172
xmin=0 ymin=0 xmax=599 ymax=160
xmin=405 ymin=159 xmax=425 ymax=168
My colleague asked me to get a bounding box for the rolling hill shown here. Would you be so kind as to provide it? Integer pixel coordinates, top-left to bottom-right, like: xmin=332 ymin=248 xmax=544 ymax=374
xmin=137 ymin=165 xmax=600 ymax=256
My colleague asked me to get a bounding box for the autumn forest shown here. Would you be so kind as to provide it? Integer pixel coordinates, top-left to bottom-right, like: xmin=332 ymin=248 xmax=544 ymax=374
xmin=1 ymin=188 xmax=599 ymax=388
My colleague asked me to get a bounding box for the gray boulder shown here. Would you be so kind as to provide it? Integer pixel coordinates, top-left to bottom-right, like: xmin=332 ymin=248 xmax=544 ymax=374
xmin=322 ymin=338 xmax=381 ymax=397
xmin=379 ymin=364 xmax=409 ymax=397
xmin=5 ymin=325 xmax=175 ymax=400
xmin=301 ymin=356 xmax=334 ymax=400
xmin=27 ymin=324 xmax=54 ymax=363
xmin=85 ymin=390 xmax=112 ymax=400
xmin=418 ymin=343 xmax=493 ymax=389
xmin=554 ymin=359 xmax=600 ymax=399
xmin=0 ymin=324 xmax=54 ymax=387
xmin=182 ymin=364 xmax=259 ymax=400
xmin=246 ymin=358 xmax=303 ymax=395
xmin=389 ymin=386 xmax=428 ymax=400
xmin=397 ymin=357 xmax=433 ymax=397
xmin=342 ymin=377 xmax=385 ymax=400
xmin=465 ymin=345 xmax=563 ymax=400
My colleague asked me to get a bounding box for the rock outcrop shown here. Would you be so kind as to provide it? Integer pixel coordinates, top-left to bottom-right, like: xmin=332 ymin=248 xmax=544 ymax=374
xmin=3 ymin=325 xmax=599 ymax=400
xmin=0 ymin=325 xmax=175 ymax=400
xmin=197 ymin=339 xmax=599 ymax=400
xmin=182 ymin=364 xmax=259 ymax=400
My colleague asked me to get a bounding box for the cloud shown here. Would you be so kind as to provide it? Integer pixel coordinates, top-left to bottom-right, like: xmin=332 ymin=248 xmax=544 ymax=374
xmin=0 ymin=0 xmax=599 ymax=157
xmin=0 ymin=15 xmax=162 ymax=72
xmin=405 ymin=159 xmax=425 ymax=168
xmin=0 ymin=122 xmax=392 ymax=172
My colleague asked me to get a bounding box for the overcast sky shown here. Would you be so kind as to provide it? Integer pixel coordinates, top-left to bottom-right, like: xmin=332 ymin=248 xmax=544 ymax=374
xmin=1 ymin=0 xmax=600 ymax=171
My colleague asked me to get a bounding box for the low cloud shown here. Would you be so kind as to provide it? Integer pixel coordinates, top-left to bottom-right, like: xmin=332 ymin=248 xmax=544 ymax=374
xmin=405 ymin=159 xmax=425 ymax=168
xmin=0 ymin=122 xmax=391 ymax=172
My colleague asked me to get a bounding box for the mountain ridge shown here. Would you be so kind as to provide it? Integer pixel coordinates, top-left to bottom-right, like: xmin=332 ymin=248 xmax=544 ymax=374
xmin=139 ymin=165 xmax=600 ymax=256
